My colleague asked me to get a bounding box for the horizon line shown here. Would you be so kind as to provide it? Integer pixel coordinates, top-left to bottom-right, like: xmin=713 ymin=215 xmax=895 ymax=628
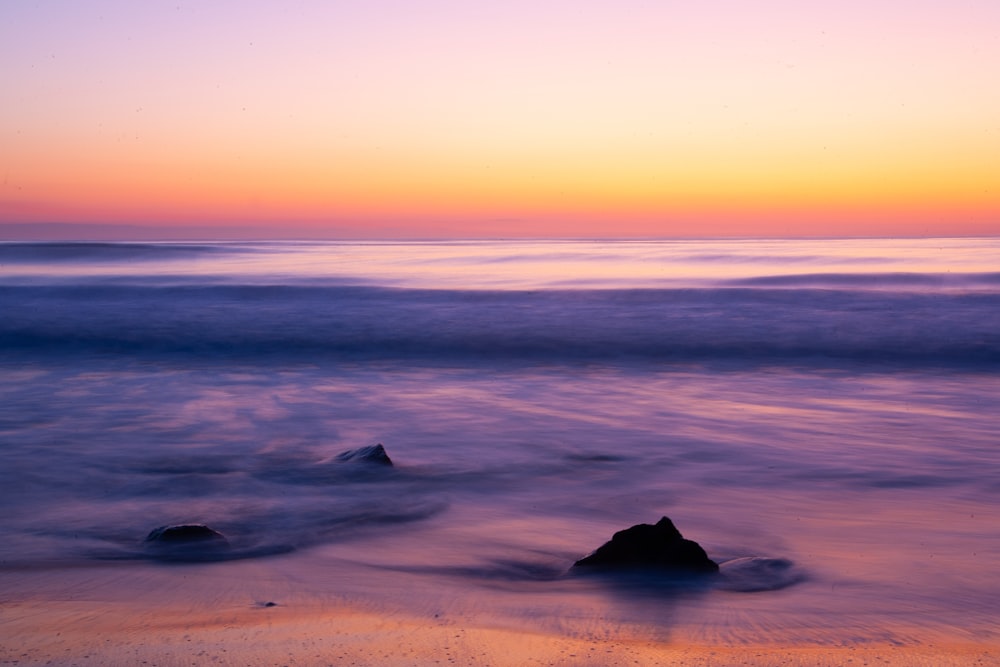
xmin=2 ymin=222 xmax=998 ymax=243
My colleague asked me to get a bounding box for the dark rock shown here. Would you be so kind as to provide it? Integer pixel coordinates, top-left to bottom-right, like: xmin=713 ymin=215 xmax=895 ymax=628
xmin=573 ymin=516 xmax=719 ymax=574
xmin=335 ymin=443 xmax=393 ymax=466
xmin=144 ymin=524 xmax=230 ymax=560
xmin=145 ymin=524 xmax=228 ymax=545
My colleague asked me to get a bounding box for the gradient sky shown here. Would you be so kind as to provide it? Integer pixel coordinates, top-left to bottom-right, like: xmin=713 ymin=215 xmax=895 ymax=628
xmin=2 ymin=0 xmax=998 ymax=238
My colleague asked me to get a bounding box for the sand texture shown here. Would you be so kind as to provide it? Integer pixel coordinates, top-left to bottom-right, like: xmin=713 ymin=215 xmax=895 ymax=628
xmin=3 ymin=558 xmax=998 ymax=667
xmin=4 ymin=599 xmax=999 ymax=666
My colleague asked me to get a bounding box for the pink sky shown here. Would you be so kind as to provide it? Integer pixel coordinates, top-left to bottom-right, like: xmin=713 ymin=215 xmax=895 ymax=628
xmin=2 ymin=1 xmax=998 ymax=239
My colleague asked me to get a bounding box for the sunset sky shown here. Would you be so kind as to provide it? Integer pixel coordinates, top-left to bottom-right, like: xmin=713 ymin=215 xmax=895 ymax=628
xmin=2 ymin=1 xmax=998 ymax=239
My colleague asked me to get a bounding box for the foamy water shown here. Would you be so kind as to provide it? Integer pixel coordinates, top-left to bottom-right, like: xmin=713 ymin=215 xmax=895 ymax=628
xmin=1 ymin=238 xmax=999 ymax=645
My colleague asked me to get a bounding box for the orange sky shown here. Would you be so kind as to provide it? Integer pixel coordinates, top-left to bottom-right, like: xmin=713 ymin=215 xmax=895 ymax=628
xmin=2 ymin=1 xmax=998 ymax=239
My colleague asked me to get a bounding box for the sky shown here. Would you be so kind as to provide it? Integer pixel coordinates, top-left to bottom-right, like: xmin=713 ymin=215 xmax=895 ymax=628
xmin=1 ymin=0 xmax=998 ymax=239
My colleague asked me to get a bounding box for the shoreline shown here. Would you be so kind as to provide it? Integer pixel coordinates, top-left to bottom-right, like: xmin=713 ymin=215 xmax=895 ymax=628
xmin=3 ymin=556 xmax=998 ymax=667
xmin=3 ymin=597 xmax=998 ymax=666
xmin=3 ymin=513 xmax=1000 ymax=667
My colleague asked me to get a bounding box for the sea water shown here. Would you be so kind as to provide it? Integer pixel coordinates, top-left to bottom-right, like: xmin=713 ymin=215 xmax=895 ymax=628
xmin=1 ymin=238 xmax=999 ymax=645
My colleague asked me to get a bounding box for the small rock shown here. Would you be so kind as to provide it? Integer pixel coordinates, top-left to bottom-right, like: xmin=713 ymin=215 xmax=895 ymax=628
xmin=573 ymin=516 xmax=719 ymax=574
xmin=145 ymin=524 xmax=228 ymax=545
xmin=717 ymin=557 xmax=804 ymax=592
xmin=335 ymin=443 xmax=393 ymax=466
xmin=144 ymin=524 xmax=230 ymax=560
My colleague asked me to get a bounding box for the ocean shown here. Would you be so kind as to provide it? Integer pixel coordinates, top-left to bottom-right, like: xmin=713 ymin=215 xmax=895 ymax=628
xmin=2 ymin=237 xmax=999 ymax=646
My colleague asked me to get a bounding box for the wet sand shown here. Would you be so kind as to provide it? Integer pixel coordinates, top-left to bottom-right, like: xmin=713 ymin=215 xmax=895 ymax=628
xmin=4 ymin=599 xmax=998 ymax=666
xmin=3 ymin=559 xmax=998 ymax=667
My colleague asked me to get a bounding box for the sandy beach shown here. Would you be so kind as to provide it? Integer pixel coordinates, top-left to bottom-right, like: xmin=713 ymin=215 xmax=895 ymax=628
xmin=3 ymin=556 xmax=999 ymax=667
xmin=5 ymin=597 xmax=998 ymax=666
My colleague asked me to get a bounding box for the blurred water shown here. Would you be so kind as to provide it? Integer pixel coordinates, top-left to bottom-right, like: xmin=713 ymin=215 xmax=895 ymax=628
xmin=2 ymin=237 xmax=1000 ymax=290
xmin=1 ymin=238 xmax=999 ymax=644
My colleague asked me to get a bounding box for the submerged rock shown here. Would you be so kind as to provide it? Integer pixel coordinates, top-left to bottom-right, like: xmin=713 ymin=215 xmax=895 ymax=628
xmin=144 ymin=524 xmax=230 ymax=560
xmin=717 ymin=556 xmax=804 ymax=592
xmin=573 ymin=516 xmax=719 ymax=574
xmin=145 ymin=524 xmax=228 ymax=544
xmin=335 ymin=443 xmax=393 ymax=466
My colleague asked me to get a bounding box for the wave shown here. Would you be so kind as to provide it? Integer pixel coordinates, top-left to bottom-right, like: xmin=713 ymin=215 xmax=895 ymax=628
xmin=2 ymin=283 xmax=998 ymax=367
xmin=724 ymin=271 xmax=1000 ymax=290
xmin=0 ymin=242 xmax=235 ymax=263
